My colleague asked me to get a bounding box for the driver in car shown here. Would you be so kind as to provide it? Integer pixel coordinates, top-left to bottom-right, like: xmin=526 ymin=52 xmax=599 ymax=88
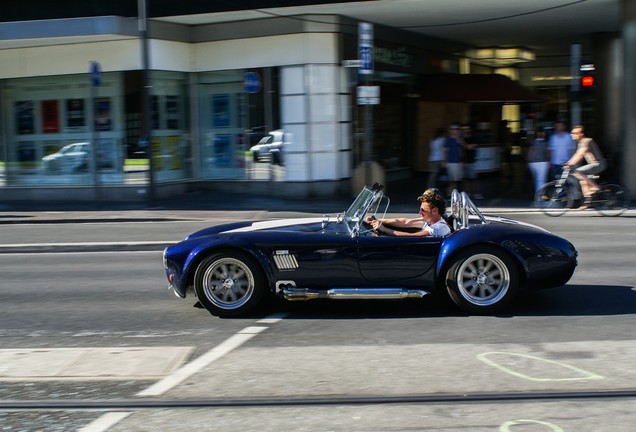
xmin=366 ymin=188 xmax=451 ymax=237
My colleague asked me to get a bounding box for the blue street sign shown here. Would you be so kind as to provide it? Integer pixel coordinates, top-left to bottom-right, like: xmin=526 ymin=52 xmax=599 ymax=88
xmin=358 ymin=22 xmax=373 ymax=75
xmin=244 ymin=72 xmax=261 ymax=94
xmin=90 ymin=61 xmax=102 ymax=87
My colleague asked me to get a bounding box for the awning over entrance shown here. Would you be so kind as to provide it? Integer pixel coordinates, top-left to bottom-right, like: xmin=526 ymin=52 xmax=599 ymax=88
xmin=419 ymin=74 xmax=544 ymax=103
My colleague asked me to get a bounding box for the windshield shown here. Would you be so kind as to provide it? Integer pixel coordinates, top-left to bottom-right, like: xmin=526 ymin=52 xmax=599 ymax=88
xmin=342 ymin=186 xmax=386 ymax=236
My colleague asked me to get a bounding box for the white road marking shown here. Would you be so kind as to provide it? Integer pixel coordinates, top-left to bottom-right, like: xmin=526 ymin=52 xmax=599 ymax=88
xmin=0 ymin=347 xmax=193 ymax=381
xmin=78 ymin=413 xmax=133 ymax=432
xmin=80 ymin=314 xmax=287 ymax=432
xmin=500 ymin=419 xmax=564 ymax=431
xmin=137 ymin=326 xmax=268 ymax=397
xmin=478 ymin=352 xmax=604 ymax=382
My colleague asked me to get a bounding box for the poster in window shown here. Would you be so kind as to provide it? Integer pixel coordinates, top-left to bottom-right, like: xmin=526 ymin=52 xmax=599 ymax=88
xmin=96 ymin=138 xmax=116 ymax=170
xmin=15 ymin=101 xmax=34 ymax=134
xmin=214 ymin=134 xmax=232 ymax=167
xmin=151 ymin=95 xmax=160 ymax=130
xmin=166 ymin=136 xmax=183 ymax=170
xmin=212 ymin=95 xmax=230 ymax=128
xmin=94 ymin=98 xmax=112 ymax=131
xmin=17 ymin=141 xmax=36 ymax=167
xmin=41 ymin=100 xmax=60 ymax=133
xmin=166 ymin=96 xmax=179 ymax=129
xmin=66 ymin=99 xmax=85 ymax=129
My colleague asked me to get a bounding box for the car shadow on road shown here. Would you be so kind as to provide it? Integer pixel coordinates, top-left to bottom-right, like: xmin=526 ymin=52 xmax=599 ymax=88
xmin=265 ymin=294 xmax=470 ymax=319
xmin=252 ymin=284 xmax=636 ymax=319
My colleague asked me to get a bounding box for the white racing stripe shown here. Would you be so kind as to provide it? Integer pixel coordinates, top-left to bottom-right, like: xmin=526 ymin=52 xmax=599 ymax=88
xmin=225 ymin=217 xmax=323 ymax=233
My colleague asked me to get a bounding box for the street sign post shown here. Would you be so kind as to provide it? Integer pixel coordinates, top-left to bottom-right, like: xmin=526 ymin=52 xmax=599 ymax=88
xmin=357 ymin=86 xmax=380 ymax=105
xmin=358 ymin=23 xmax=373 ymax=76
xmin=89 ymin=61 xmax=101 ymax=201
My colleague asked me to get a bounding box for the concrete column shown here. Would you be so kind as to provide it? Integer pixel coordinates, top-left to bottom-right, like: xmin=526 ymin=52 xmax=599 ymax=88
xmin=591 ymin=33 xmax=622 ymax=161
xmin=623 ymin=0 xmax=636 ymax=191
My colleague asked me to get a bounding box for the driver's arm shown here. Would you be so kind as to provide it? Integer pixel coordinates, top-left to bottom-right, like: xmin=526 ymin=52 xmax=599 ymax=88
xmin=365 ymin=216 xmax=422 ymax=228
xmin=374 ymin=223 xmax=431 ymax=237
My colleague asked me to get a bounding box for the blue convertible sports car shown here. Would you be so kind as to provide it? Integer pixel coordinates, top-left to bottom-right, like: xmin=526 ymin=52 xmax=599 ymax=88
xmin=163 ymin=184 xmax=578 ymax=317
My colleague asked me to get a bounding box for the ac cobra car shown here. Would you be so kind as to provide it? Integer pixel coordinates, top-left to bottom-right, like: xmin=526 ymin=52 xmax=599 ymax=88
xmin=163 ymin=184 xmax=577 ymax=317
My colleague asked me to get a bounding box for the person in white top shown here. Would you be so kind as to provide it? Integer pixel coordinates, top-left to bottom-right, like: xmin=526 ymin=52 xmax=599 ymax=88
xmin=548 ymin=120 xmax=576 ymax=179
xmin=427 ymin=127 xmax=446 ymax=189
xmin=366 ymin=188 xmax=451 ymax=237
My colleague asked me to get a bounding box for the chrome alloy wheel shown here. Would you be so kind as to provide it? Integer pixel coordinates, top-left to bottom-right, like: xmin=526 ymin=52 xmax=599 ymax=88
xmin=456 ymin=253 xmax=510 ymax=306
xmin=202 ymin=257 xmax=255 ymax=310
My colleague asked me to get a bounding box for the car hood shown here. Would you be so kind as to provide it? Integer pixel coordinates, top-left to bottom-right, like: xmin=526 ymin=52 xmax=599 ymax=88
xmin=185 ymin=217 xmax=339 ymax=240
xmin=42 ymin=154 xmax=62 ymax=161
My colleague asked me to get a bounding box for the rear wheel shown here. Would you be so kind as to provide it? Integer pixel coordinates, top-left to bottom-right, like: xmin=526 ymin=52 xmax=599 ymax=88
xmin=446 ymin=247 xmax=519 ymax=315
xmin=194 ymin=251 xmax=265 ymax=317
xmin=535 ymin=181 xmax=572 ymax=217
xmin=596 ymin=184 xmax=630 ymax=216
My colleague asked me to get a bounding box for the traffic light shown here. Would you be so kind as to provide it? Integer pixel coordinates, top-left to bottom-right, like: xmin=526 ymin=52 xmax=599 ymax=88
xmin=579 ymin=63 xmax=596 ymax=100
xmin=581 ymin=75 xmax=594 ymax=88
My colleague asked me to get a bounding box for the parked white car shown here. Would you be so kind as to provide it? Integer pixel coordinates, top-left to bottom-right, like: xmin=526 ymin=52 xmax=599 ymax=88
xmin=42 ymin=142 xmax=90 ymax=173
xmin=249 ymin=130 xmax=284 ymax=164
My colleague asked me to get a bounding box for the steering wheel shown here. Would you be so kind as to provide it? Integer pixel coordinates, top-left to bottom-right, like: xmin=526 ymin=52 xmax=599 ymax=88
xmin=363 ymin=215 xmax=381 ymax=235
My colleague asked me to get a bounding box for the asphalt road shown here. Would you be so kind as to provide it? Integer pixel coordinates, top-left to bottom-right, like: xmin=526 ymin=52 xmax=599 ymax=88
xmin=1 ymin=210 xmax=636 ymax=431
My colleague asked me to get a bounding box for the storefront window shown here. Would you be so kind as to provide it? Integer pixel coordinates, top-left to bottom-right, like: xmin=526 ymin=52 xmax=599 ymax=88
xmin=146 ymin=71 xmax=190 ymax=183
xmin=2 ymin=73 xmax=125 ymax=186
xmin=197 ymin=69 xmax=282 ymax=181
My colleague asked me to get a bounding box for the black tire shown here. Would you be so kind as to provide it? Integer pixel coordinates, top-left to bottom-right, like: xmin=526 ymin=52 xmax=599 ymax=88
xmin=194 ymin=251 xmax=265 ymax=317
xmin=535 ymin=181 xmax=572 ymax=217
xmin=446 ymin=247 xmax=519 ymax=315
xmin=596 ymin=184 xmax=630 ymax=217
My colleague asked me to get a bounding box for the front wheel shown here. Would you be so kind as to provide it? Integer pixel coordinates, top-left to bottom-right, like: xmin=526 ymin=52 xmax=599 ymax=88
xmin=535 ymin=181 xmax=573 ymax=217
xmin=194 ymin=251 xmax=265 ymax=317
xmin=596 ymin=184 xmax=630 ymax=216
xmin=446 ymin=247 xmax=519 ymax=315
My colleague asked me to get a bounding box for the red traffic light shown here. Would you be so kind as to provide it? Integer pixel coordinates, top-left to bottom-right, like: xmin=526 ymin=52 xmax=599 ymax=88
xmin=581 ymin=75 xmax=595 ymax=87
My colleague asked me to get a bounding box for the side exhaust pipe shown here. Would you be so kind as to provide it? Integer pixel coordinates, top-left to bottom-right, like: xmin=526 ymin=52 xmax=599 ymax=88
xmin=280 ymin=286 xmax=429 ymax=301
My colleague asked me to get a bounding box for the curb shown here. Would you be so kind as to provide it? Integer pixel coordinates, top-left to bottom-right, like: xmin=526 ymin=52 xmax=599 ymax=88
xmin=0 ymin=241 xmax=175 ymax=254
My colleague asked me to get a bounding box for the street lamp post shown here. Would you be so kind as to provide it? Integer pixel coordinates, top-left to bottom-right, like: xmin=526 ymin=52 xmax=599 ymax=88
xmin=138 ymin=0 xmax=155 ymax=202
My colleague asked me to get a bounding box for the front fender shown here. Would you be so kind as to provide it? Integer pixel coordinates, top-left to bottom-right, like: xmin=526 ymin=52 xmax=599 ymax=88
xmin=166 ymin=235 xmax=274 ymax=297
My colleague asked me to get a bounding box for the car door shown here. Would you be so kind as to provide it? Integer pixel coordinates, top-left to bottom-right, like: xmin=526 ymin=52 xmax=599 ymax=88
xmin=254 ymin=229 xmax=363 ymax=289
xmin=355 ymin=232 xmax=441 ymax=286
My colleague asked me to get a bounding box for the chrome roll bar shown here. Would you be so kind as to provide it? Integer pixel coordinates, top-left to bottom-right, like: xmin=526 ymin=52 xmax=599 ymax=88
xmin=450 ymin=189 xmax=488 ymax=229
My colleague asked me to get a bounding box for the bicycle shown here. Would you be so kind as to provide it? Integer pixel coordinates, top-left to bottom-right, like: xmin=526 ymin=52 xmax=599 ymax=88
xmin=535 ymin=166 xmax=630 ymax=217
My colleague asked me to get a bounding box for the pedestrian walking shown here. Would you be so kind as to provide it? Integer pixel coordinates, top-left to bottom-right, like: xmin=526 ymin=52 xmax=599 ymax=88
xmin=443 ymin=122 xmax=463 ymax=197
xmin=427 ymin=127 xmax=446 ymax=189
xmin=548 ymin=120 xmax=576 ymax=179
xmin=461 ymin=124 xmax=483 ymax=199
xmin=527 ymin=126 xmax=550 ymax=195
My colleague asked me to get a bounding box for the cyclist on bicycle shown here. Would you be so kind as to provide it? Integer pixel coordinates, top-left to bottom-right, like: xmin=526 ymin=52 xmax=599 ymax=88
xmin=565 ymin=125 xmax=606 ymax=201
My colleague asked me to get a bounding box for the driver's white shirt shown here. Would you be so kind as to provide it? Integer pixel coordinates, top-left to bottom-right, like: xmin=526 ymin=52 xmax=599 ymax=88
xmin=422 ymin=219 xmax=451 ymax=237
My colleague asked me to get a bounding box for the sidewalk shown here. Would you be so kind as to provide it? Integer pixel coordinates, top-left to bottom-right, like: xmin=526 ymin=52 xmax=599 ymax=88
xmin=0 ymin=175 xmax=535 ymax=225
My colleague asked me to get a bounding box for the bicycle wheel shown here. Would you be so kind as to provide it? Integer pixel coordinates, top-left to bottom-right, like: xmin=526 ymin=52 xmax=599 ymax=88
xmin=535 ymin=182 xmax=573 ymax=217
xmin=596 ymin=184 xmax=630 ymax=216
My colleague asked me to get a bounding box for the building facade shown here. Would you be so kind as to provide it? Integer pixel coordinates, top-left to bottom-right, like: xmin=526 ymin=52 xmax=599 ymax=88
xmin=0 ymin=9 xmax=606 ymax=201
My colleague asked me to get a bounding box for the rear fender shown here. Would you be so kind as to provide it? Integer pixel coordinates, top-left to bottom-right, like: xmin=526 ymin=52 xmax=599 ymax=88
xmin=436 ymin=230 xmax=528 ymax=289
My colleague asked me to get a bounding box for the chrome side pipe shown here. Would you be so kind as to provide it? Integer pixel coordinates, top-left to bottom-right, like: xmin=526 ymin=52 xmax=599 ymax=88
xmin=280 ymin=286 xmax=429 ymax=301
